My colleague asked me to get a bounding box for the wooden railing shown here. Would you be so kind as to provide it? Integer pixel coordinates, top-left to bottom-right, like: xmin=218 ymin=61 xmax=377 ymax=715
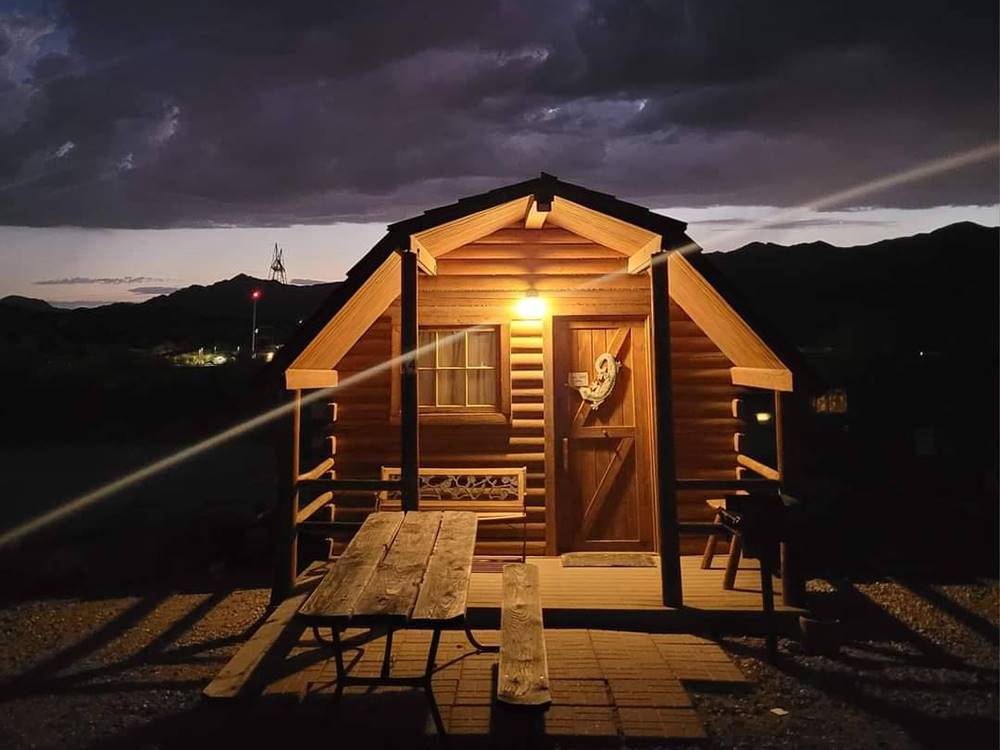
xmin=736 ymin=453 xmax=780 ymax=481
xmin=293 ymin=458 xmax=401 ymax=526
xmin=297 ymin=457 xmax=335 ymax=483
xmin=676 ymin=478 xmax=779 ymax=492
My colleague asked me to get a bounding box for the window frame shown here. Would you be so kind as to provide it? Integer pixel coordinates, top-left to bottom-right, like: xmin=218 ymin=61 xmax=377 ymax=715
xmin=390 ymin=320 xmax=511 ymax=425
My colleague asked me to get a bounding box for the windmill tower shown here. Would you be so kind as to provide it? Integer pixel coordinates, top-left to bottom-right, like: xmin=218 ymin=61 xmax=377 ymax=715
xmin=268 ymin=243 xmax=287 ymax=284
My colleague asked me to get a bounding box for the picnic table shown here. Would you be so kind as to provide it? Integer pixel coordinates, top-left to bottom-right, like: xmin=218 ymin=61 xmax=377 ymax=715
xmin=297 ymin=510 xmax=497 ymax=735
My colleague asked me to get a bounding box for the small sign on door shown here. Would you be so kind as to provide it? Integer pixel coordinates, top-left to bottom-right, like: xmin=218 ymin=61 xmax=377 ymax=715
xmin=568 ymin=371 xmax=589 ymax=387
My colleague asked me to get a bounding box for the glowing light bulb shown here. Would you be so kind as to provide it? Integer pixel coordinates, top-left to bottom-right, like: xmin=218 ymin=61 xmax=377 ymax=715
xmin=515 ymin=293 xmax=546 ymax=320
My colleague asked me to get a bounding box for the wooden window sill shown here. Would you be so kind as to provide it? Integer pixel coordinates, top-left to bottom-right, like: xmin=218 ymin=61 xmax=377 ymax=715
xmin=391 ymin=411 xmax=510 ymax=426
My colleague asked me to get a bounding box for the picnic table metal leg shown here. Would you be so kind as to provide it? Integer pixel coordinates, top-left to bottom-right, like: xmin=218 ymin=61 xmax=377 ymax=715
xmin=463 ymin=620 xmax=500 ymax=653
xmin=424 ymin=628 xmax=447 ymax=738
xmin=312 ymin=626 xmax=336 ymax=645
xmin=330 ymin=626 xmax=347 ymax=692
xmin=381 ymin=627 xmax=395 ymax=679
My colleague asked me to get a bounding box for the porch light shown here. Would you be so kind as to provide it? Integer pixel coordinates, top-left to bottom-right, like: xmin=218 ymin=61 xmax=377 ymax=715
xmin=755 ymin=411 xmax=773 ymax=425
xmin=515 ymin=291 xmax=546 ymax=320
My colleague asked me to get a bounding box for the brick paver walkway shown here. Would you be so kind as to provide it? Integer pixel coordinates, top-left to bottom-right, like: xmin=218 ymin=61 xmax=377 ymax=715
xmin=261 ymin=628 xmax=748 ymax=744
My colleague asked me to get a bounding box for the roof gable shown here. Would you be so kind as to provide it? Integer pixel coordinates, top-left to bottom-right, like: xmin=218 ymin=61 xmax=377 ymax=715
xmin=275 ymin=173 xmax=815 ymax=392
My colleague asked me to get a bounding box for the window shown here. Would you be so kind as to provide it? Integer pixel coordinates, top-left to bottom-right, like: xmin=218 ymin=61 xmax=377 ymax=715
xmin=417 ymin=327 xmax=498 ymax=408
xmin=390 ymin=321 xmax=510 ymax=424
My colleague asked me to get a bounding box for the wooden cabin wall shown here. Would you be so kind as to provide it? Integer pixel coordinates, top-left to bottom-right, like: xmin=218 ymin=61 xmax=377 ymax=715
xmin=320 ymin=223 xmax=739 ymax=556
xmin=668 ymin=301 xmax=741 ymax=553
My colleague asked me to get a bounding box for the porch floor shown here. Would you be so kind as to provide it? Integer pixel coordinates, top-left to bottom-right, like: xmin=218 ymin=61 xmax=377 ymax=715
xmin=466 ymin=555 xmax=804 ymax=632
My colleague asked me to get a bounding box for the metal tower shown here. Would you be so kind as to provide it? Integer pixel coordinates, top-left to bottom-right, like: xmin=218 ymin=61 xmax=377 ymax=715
xmin=268 ymin=243 xmax=287 ymax=284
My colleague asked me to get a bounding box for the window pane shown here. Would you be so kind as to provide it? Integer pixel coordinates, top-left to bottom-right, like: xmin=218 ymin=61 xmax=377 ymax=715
xmin=467 ymin=329 xmax=496 ymax=367
xmin=437 ymin=331 xmax=465 ymax=367
xmin=417 ymin=331 xmax=435 ymax=368
xmin=418 ymin=370 xmax=435 ymax=405
xmin=468 ymin=369 xmax=497 ymax=405
xmin=437 ymin=370 xmax=466 ymax=405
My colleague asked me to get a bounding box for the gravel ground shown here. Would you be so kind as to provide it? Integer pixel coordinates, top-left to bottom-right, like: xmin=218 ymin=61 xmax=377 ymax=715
xmin=0 ymin=567 xmax=995 ymax=749
xmin=0 ymin=584 xmax=270 ymax=750
xmin=698 ymin=577 xmax=999 ymax=749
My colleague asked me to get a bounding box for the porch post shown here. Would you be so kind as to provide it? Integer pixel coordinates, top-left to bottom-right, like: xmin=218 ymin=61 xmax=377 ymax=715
xmin=775 ymin=391 xmax=807 ymax=608
xmin=272 ymin=387 xmax=301 ymax=605
xmin=400 ymin=246 xmax=420 ymax=512
xmin=650 ymin=250 xmax=683 ymax=607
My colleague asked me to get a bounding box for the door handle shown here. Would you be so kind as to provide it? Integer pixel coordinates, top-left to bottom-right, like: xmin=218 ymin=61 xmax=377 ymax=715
xmin=562 ymin=437 xmax=570 ymax=469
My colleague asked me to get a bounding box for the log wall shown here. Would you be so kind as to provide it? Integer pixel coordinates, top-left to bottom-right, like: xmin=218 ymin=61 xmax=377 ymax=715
xmin=318 ymin=224 xmax=738 ymax=556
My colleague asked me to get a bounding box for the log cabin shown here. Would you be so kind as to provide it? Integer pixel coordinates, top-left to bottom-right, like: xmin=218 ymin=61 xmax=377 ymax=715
xmin=272 ymin=174 xmax=814 ymax=609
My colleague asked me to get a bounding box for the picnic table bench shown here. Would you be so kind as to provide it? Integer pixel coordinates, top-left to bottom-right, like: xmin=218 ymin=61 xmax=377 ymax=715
xmin=297 ymin=510 xmax=523 ymax=736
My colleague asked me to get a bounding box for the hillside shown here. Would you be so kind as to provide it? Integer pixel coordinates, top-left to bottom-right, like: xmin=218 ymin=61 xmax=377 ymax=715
xmin=705 ymin=222 xmax=998 ymax=368
xmin=0 ymin=295 xmax=58 ymax=313
xmin=0 ymin=275 xmax=340 ymax=366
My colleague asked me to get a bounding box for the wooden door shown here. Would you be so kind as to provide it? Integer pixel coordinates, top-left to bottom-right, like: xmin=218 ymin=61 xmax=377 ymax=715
xmin=554 ymin=319 xmax=655 ymax=551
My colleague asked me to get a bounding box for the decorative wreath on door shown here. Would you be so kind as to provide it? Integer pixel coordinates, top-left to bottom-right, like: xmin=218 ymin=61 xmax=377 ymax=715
xmin=577 ymin=353 xmax=621 ymax=411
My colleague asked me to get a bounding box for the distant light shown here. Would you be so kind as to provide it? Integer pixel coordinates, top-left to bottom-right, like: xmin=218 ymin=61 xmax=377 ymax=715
xmin=264 ymin=351 xmax=274 ymax=363
xmin=755 ymin=411 xmax=773 ymax=425
xmin=251 ymin=289 xmax=262 ymax=301
xmin=515 ymin=292 xmax=546 ymax=320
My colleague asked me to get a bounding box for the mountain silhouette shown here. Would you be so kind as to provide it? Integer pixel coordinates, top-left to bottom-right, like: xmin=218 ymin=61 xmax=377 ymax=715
xmin=1 ymin=275 xmax=340 ymax=359
xmin=2 ymin=223 xmax=995 ymax=372
xmin=705 ymin=222 xmax=998 ymax=378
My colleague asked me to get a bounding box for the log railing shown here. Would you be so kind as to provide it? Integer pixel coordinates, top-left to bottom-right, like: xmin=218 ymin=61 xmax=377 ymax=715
xmin=297 ymin=457 xmax=335 ymax=484
xmin=293 ymin=459 xmax=402 ymax=526
xmin=675 ymin=478 xmax=780 ymax=492
xmin=736 ymin=453 xmax=780 ymax=481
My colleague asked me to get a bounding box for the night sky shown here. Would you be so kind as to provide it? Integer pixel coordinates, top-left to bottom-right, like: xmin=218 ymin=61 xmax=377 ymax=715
xmin=0 ymin=1 xmax=997 ymax=305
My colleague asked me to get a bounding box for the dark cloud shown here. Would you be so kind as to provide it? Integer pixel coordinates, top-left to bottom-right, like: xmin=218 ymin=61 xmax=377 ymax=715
xmin=691 ymin=218 xmax=754 ymax=226
xmin=759 ymin=218 xmax=889 ymax=230
xmin=48 ymin=299 xmax=122 ymax=308
xmin=35 ymin=275 xmax=165 ymax=285
xmin=128 ymin=285 xmax=178 ymax=295
xmin=0 ymin=0 xmax=995 ymax=228
xmin=693 ymin=216 xmax=891 ymax=229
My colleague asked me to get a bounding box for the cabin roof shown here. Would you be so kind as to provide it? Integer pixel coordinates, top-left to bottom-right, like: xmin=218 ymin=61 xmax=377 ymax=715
xmin=385 ymin=172 xmax=688 ymax=241
xmin=274 ymin=173 xmax=819 ymax=392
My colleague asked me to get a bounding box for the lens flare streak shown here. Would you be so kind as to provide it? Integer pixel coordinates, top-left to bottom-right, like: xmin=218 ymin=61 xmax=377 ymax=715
xmin=2 ymin=142 xmax=996 ymax=549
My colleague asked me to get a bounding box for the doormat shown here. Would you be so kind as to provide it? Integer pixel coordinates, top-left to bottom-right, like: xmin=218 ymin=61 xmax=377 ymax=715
xmin=561 ymin=552 xmax=658 ymax=568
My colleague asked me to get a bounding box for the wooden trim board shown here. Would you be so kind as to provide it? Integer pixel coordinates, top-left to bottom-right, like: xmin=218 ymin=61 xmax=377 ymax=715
xmin=730 ymin=366 xmax=793 ymax=392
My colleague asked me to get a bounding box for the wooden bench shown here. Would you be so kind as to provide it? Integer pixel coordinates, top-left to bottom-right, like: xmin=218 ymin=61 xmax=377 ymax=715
xmin=378 ymin=466 xmax=528 ymax=560
xmin=496 ymin=563 xmax=551 ymax=708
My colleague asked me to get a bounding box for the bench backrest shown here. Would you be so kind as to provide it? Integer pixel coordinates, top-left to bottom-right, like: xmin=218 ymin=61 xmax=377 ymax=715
xmin=378 ymin=466 xmax=526 ymax=513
